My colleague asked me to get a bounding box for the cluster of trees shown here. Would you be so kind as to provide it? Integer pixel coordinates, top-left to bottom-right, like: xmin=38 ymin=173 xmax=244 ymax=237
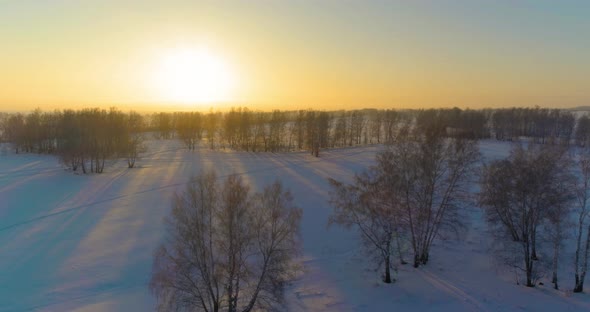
xmin=150 ymin=170 xmax=302 ymax=312
xmin=1 ymin=108 xmax=59 ymax=154
xmin=327 ymin=117 xmax=590 ymax=292
xmin=142 ymin=114 xmax=590 ymax=312
xmin=491 ymin=107 xmax=578 ymax=144
xmin=328 ymin=121 xmax=479 ymax=282
xmin=146 ymin=107 xmax=491 ymax=156
xmin=0 ymin=108 xmax=145 ymax=172
xmin=480 ymin=145 xmax=571 ymax=288
xmin=145 ymin=107 xmax=590 ymax=152
xmin=1 ymin=107 xmax=491 ymax=175
xmin=6 ymin=107 xmax=590 ymax=158
xmin=480 ymin=144 xmax=590 ymax=291
xmin=416 ymin=108 xmax=489 ymax=139
xmin=147 ymin=108 xmax=385 ymax=155
xmin=175 ymin=112 xmax=204 ymax=150
xmin=150 ymin=112 xmax=175 ymax=139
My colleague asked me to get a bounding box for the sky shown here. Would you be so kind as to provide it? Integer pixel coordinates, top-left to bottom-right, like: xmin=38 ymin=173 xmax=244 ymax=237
xmin=0 ymin=0 xmax=589 ymax=112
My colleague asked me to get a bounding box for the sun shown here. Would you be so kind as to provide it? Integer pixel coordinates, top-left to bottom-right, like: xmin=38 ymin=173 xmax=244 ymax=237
xmin=153 ymin=48 xmax=235 ymax=104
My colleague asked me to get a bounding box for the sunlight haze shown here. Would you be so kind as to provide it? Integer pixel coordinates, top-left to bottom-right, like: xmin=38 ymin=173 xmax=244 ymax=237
xmin=0 ymin=0 xmax=589 ymax=111
xmin=5 ymin=2 xmax=590 ymax=311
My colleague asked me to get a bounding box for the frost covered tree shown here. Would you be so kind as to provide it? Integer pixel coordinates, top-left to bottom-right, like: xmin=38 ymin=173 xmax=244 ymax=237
xmin=150 ymin=170 xmax=302 ymax=312
xmin=176 ymin=112 xmax=203 ymax=150
xmin=546 ymin=200 xmax=571 ymax=290
xmin=329 ymin=170 xmax=402 ymax=283
xmin=395 ymin=126 xmax=479 ymax=267
xmin=204 ymin=110 xmax=220 ymax=149
xmin=122 ymin=111 xmax=146 ymax=168
xmin=329 ymin=122 xmax=479 ymax=281
xmin=480 ymin=144 xmax=572 ymax=287
xmin=574 ymin=149 xmax=590 ymax=292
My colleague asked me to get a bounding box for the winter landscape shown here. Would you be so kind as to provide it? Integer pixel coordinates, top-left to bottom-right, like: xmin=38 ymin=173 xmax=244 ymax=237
xmin=2 ymin=112 xmax=590 ymax=311
xmin=1 ymin=1 xmax=590 ymax=311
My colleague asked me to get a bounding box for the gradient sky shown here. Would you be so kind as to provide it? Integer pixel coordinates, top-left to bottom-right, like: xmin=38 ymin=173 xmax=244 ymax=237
xmin=0 ymin=0 xmax=589 ymax=111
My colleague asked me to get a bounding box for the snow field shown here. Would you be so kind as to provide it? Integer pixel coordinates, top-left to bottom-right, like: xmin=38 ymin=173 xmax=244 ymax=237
xmin=0 ymin=139 xmax=589 ymax=311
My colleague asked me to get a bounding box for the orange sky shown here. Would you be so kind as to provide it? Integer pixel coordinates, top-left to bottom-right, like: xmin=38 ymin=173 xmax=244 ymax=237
xmin=0 ymin=1 xmax=589 ymax=112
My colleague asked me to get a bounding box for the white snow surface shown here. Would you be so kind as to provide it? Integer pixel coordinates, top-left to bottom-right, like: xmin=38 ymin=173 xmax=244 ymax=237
xmin=1 ymin=139 xmax=590 ymax=311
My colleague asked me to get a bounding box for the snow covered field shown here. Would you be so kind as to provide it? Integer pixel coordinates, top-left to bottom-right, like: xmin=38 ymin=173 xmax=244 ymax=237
xmin=1 ymin=139 xmax=590 ymax=311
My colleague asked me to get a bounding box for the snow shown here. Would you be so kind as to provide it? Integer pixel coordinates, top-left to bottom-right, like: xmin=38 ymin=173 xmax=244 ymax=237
xmin=1 ymin=139 xmax=590 ymax=311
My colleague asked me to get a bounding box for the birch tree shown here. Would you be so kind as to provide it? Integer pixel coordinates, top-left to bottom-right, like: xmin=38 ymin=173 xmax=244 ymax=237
xmin=150 ymin=170 xmax=302 ymax=312
xmin=329 ymin=170 xmax=401 ymax=283
xmin=574 ymin=149 xmax=590 ymax=292
xmin=480 ymin=144 xmax=571 ymax=287
xmin=329 ymin=122 xmax=479 ymax=281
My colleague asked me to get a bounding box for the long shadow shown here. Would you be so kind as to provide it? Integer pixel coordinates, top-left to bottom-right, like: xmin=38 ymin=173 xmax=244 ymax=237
xmin=0 ymin=162 xmax=139 ymax=310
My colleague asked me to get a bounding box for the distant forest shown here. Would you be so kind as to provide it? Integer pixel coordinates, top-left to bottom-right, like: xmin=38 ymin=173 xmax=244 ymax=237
xmin=1 ymin=107 xmax=590 ymax=173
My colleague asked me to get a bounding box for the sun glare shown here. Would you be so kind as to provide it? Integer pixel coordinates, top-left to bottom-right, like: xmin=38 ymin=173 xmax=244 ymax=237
xmin=154 ymin=48 xmax=235 ymax=105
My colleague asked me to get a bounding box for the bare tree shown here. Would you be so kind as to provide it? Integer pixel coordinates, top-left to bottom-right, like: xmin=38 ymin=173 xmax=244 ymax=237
xmin=152 ymin=112 xmax=173 ymax=139
xmin=251 ymin=111 xmax=267 ymax=152
xmin=268 ymin=110 xmax=286 ymax=152
xmin=480 ymin=144 xmax=571 ymax=287
xmin=545 ymin=160 xmax=574 ymax=290
xmin=393 ymin=126 xmax=479 ymax=267
xmin=329 ymin=122 xmax=478 ymax=283
xmin=574 ymin=149 xmax=590 ymax=292
xmin=177 ymin=112 xmax=203 ymax=150
xmin=247 ymin=181 xmax=303 ymax=310
xmin=123 ymin=111 xmax=146 ymax=168
xmin=328 ymin=170 xmax=400 ymax=283
xmin=546 ymin=200 xmax=571 ymax=290
xmin=150 ymin=170 xmax=302 ymax=312
xmin=369 ymin=110 xmax=383 ymax=144
xmin=576 ymin=115 xmax=590 ymax=147
xmin=5 ymin=113 xmax=25 ymax=153
xmin=332 ymin=112 xmax=348 ymax=147
xmin=205 ymin=110 xmax=220 ymax=149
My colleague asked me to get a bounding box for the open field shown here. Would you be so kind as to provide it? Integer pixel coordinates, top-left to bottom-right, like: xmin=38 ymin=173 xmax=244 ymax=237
xmin=1 ymin=139 xmax=590 ymax=311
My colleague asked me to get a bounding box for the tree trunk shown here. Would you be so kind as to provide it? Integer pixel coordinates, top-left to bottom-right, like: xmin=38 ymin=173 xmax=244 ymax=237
xmin=420 ymin=250 xmax=429 ymax=265
xmin=396 ymin=233 xmax=407 ymax=265
xmin=128 ymin=157 xmax=135 ymax=168
xmin=525 ymin=242 xmax=534 ymax=287
xmin=579 ymin=272 xmax=587 ymax=293
xmin=552 ymin=240 xmax=559 ymax=289
xmin=574 ymin=218 xmax=584 ymax=292
xmin=532 ymin=232 xmax=539 ymax=261
xmin=576 ymin=224 xmax=590 ymax=293
xmin=526 ymin=264 xmax=534 ymax=287
xmin=574 ymin=274 xmax=583 ymax=292
xmin=384 ymin=255 xmax=392 ymax=283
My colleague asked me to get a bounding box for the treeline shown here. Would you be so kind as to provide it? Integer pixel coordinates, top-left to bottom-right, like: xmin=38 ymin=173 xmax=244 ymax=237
xmin=0 ymin=108 xmax=145 ymax=173
xmin=4 ymin=106 xmax=590 ymax=161
xmin=148 ymin=109 xmax=408 ymax=154
xmin=146 ymin=107 xmax=490 ymax=156
xmin=150 ymin=107 xmax=590 ymax=155
xmin=152 ymin=107 xmax=590 ymax=155
xmin=491 ymin=107 xmax=577 ymax=144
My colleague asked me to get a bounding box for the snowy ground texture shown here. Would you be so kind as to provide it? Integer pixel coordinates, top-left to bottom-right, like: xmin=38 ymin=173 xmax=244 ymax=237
xmin=1 ymin=139 xmax=590 ymax=311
